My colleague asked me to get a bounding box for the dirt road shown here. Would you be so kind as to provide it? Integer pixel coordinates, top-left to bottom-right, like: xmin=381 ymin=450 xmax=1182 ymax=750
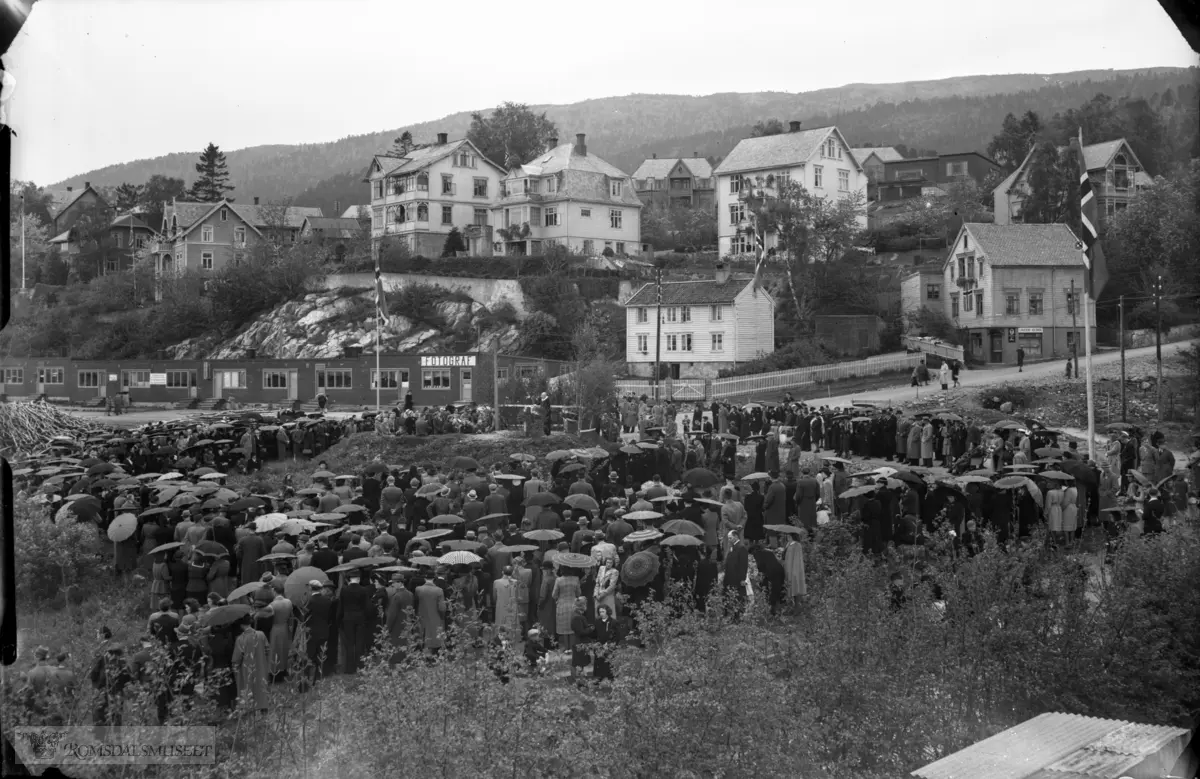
xmin=814 ymin=341 xmax=1195 ymax=409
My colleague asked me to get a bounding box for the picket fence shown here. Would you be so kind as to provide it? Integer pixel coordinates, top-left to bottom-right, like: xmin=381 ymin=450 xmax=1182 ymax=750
xmin=613 ymin=352 xmax=922 ymax=402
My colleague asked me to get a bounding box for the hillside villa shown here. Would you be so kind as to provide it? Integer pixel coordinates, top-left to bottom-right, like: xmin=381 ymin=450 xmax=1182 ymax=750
xmin=714 ymin=122 xmax=868 ymax=259
xmin=156 ymin=198 xmax=323 ymax=275
xmin=365 ymin=134 xmax=507 ymax=258
xmin=632 ymin=154 xmax=716 ymax=211
xmin=493 ymin=134 xmax=644 ymax=258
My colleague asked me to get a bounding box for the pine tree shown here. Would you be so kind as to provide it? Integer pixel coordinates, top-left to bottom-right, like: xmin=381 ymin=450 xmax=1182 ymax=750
xmin=441 ymin=226 xmax=467 ymax=257
xmin=113 ymin=183 xmax=143 ymax=212
xmin=188 ymin=143 xmax=235 ymax=202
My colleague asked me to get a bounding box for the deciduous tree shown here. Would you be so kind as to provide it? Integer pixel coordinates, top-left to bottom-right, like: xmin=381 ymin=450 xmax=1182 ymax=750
xmin=987 ymin=110 xmax=1043 ymax=171
xmin=187 ymin=143 xmax=235 ymax=203
xmin=113 ymin=182 xmax=143 ymax=212
xmin=749 ymin=118 xmax=784 ymax=138
xmin=467 ymin=102 xmax=558 ymax=168
xmin=1107 ymin=160 xmax=1200 ymax=299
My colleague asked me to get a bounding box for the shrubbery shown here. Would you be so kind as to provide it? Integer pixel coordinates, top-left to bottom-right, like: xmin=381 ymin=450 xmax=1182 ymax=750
xmin=717 ymin=337 xmax=840 ymax=377
xmin=13 ymin=498 xmax=106 ymax=604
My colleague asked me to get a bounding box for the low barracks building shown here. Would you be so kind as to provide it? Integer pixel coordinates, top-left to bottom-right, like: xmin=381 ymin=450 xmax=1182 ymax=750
xmin=0 ymin=353 xmax=563 ymax=408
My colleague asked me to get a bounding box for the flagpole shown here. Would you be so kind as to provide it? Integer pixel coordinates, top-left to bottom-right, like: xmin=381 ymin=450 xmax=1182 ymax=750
xmin=1082 ymin=245 xmax=1096 ymax=463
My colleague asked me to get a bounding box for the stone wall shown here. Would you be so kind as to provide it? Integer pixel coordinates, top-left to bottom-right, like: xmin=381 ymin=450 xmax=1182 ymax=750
xmin=1096 ymin=323 xmax=1200 ymax=349
xmin=318 ymin=273 xmax=529 ymax=315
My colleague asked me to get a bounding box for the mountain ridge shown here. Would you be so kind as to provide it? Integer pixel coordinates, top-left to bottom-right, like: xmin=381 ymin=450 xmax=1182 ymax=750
xmin=49 ymin=66 xmax=1196 ymax=215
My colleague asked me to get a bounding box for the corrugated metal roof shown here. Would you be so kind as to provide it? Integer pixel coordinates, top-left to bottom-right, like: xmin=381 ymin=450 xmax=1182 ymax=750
xmin=962 ymin=223 xmax=1085 ymax=268
xmin=912 ymin=713 xmax=1191 ymax=779
xmin=624 ymin=278 xmax=752 ymax=307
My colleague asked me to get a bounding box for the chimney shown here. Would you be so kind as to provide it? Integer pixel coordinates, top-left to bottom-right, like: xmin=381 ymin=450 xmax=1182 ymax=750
xmin=693 ymin=150 xmax=699 ymax=158
xmin=436 ymin=132 xmax=448 ymax=145
xmin=254 ymin=197 xmax=260 ymax=205
xmin=334 ymin=199 xmax=340 ymax=215
xmin=715 ymin=263 xmax=730 ymax=286
xmin=85 ymin=181 xmax=90 ymax=188
xmin=652 ymin=153 xmax=657 ymax=159
xmin=547 ymin=136 xmax=558 ymax=153
xmin=789 ymin=121 xmax=802 ymax=133
xmin=574 ymin=133 xmax=587 ymax=157
xmin=66 ymin=186 xmax=73 ymax=193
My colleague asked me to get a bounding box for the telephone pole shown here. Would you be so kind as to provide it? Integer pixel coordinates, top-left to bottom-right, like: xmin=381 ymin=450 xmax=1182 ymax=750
xmin=1119 ymin=294 xmax=1126 ymax=422
xmin=20 ymin=194 xmax=26 ymax=291
xmin=492 ymin=341 xmax=500 ymax=431
xmin=1155 ymin=275 xmax=1163 ymax=419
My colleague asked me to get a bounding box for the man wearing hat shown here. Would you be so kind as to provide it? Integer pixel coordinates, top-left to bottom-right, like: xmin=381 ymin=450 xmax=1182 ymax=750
xmin=483 ymin=483 xmax=507 ymax=517
xmin=300 ymin=580 xmax=335 ymax=681
xmin=461 ymin=490 xmax=485 ymax=524
xmin=384 ymin=573 xmax=414 ymax=662
xmin=540 ymin=392 xmax=553 ymax=437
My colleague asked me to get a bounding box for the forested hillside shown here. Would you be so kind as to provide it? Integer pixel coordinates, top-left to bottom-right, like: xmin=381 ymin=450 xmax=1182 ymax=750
xmin=50 ymin=67 xmax=1196 ymax=217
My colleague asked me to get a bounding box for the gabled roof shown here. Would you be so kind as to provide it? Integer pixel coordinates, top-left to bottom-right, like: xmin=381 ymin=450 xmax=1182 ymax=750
xmin=715 ymin=126 xmax=851 ymax=176
xmin=995 ymin=138 xmax=1145 ymax=198
xmin=850 ymin=147 xmax=904 ymax=164
xmin=951 ymin=223 xmax=1084 ymax=268
xmin=502 ymin=143 xmax=643 ymax=208
xmin=229 ymin=202 xmax=323 ymax=230
xmin=624 ymin=277 xmax=762 ymax=307
xmin=301 ymin=216 xmax=362 ymax=236
xmin=366 ymin=139 xmax=505 ymax=180
xmin=513 ymin=142 xmax=631 ymax=179
xmin=993 ymin=146 xmax=1038 ymax=196
xmin=341 ymin=205 xmax=370 ymax=220
xmin=109 ymin=213 xmax=155 ymax=232
xmin=48 ymin=229 xmax=73 ymax=244
xmin=632 ymin=157 xmax=715 ymax=181
xmin=46 ymin=184 xmax=108 ymax=219
xmin=163 ymin=201 xmax=214 ymax=231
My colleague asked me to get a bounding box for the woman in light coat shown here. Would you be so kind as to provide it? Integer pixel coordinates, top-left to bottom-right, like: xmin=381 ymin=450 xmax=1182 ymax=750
xmin=782 ymin=534 xmax=806 ymax=603
xmin=1046 ymin=484 xmax=1064 ymax=540
xmin=907 ymin=422 xmax=923 ymax=465
xmin=593 ymin=560 xmax=619 ymax=618
xmin=1061 ymin=479 xmax=1079 ymax=541
xmin=232 ymin=617 xmax=270 ymax=712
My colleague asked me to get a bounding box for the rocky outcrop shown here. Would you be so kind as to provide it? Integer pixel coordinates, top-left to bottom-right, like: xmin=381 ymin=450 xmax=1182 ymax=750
xmin=167 ymin=288 xmax=525 ymax=359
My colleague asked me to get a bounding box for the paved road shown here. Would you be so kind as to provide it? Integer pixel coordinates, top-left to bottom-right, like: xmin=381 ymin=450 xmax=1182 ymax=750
xmin=813 ymin=340 xmax=1195 ymax=409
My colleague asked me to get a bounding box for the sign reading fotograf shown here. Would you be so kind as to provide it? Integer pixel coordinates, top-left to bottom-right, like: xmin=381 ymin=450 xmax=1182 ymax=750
xmin=420 ymin=356 xmax=476 ymax=368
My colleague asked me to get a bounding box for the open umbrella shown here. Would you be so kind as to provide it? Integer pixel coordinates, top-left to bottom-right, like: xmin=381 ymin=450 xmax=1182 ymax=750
xmin=334 ymin=504 xmax=368 ymax=515
xmin=1127 ymin=469 xmax=1152 ymax=487
xmin=621 ymin=551 xmax=660 ymax=587
xmin=624 ymin=529 xmax=663 ymax=544
xmin=623 ymin=510 xmax=663 ymax=522
xmin=1036 ymin=470 xmax=1073 ymax=481
xmin=681 ymin=468 xmax=722 ymax=489
xmin=635 ymin=441 xmax=660 ymax=450
xmin=416 ymin=528 xmax=453 ymax=541
xmin=661 ymin=519 xmax=704 ymax=536
xmin=525 ymin=493 xmax=560 ymax=508
xmin=523 ymin=529 xmax=564 ymax=542
xmin=956 ymin=475 xmax=993 ymax=484
xmin=447 ymin=456 xmax=481 ymax=471
xmin=509 ymin=453 xmax=536 ymax=463
xmin=822 ymin=456 xmax=852 ymax=464
xmin=148 ymin=541 xmax=184 ymax=556
xmin=763 ymin=524 xmax=804 ymax=536
xmin=408 ymin=557 xmax=440 ymax=567
xmin=285 ymin=564 xmax=328 ymax=607
xmin=174 ymin=457 xmax=197 ymax=470
xmin=228 ymin=497 xmax=265 ymax=512
xmin=256 ymin=552 xmax=297 ymax=564
xmin=364 ymin=462 xmax=390 ymax=475
xmin=416 ymin=483 xmax=445 ymax=498
xmin=545 ymin=450 xmax=576 ymax=462
xmin=296 ymin=488 xmax=323 ymax=497
xmin=493 ymin=474 xmax=525 ymax=482
xmin=206 ymin=604 xmax=254 ymax=627
xmin=555 ymin=552 xmax=597 ymax=568
xmin=1034 ymin=447 xmax=1064 ymax=458
xmin=838 ymin=485 xmax=876 ymax=499
xmin=107 ymin=513 xmax=138 ymax=542
xmin=620 ymin=445 xmax=643 ymax=455
xmin=171 ymin=494 xmax=201 ymax=508
xmin=438 ymin=551 xmax=482 ymax=566
xmin=661 ymin=534 xmax=704 ymax=547
xmin=195 ymin=540 xmax=227 ymax=558
xmin=312 ymin=470 xmax=335 ymax=480
xmin=564 ymin=494 xmax=599 ymax=512
xmin=87 ymin=463 xmax=116 ymax=476
xmin=496 ymin=544 xmax=538 ymax=554
xmin=559 ymin=463 xmax=586 ymax=474
xmin=891 ymin=471 xmax=926 ymax=487
xmin=1004 ymin=464 xmax=1037 ymax=471
xmin=376 ymin=566 xmax=418 ymax=574
xmin=253 ymin=513 xmax=289 ymax=532
xmin=1105 ymin=422 xmax=1137 ymax=432
xmin=742 ymin=472 xmax=772 ymax=481
xmin=1033 ymin=458 xmax=1062 ymax=465
xmin=994 ymin=476 xmax=1028 ymax=489
xmin=429 ymin=514 xmax=464 ymax=525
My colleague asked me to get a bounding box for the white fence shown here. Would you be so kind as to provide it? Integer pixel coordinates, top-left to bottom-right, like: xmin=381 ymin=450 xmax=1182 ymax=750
xmin=709 ymin=352 xmax=921 ymax=400
xmin=615 ymin=379 xmax=707 ymax=401
xmin=903 ymin=335 xmax=965 ymax=364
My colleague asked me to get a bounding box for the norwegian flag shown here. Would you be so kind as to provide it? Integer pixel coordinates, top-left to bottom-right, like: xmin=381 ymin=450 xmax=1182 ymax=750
xmin=375 ymin=264 xmax=390 ymax=326
xmin=750 ymin=225 xmax=766 ymax=293
xmin=1070 ymin=128 xmax=1109 ymax=299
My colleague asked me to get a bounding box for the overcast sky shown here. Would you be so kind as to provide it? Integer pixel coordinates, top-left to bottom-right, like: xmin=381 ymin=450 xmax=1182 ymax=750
xmin=5 ymin=0 xmax=1196 ymax=186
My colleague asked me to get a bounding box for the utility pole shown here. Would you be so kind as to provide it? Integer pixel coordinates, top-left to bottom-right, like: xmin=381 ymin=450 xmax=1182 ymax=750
xmin=653 ymin=265 xmax=663 ymax=402
xmin=492 ymin=341 xmax=500 ymax=431
xmin=20 ymin=194 xmax=26 ymax=290
xmin=1119 ymin=294 xmax=1126 ymax=422
xmin=1155 ymin=275 xmax=1163 ymax=419
xmin=1069 ymin=278 xmax=1078 ymax=378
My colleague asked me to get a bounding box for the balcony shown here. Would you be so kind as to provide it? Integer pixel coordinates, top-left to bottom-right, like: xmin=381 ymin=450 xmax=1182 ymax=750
xmin=955 ymin=276 xmax=977 ymax=289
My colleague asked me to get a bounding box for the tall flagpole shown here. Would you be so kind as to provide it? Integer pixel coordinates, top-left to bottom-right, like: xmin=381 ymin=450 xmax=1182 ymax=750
xmin=375 ymin=253 xmax=382 ymax=413
xmin=1082 ymin=243 xmax=1096 ymax=462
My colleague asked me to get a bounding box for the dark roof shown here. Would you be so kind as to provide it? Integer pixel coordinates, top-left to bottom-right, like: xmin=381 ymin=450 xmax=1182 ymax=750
xmin=960 ymin=223 xmax=1084 ymax=268
xmin=304 ymin=216 xmax=361 ymax=231
xmin=109 ymin=213 xmax=155 ymax=231
xmin=624 ymin=278 xmax=752 ymax=307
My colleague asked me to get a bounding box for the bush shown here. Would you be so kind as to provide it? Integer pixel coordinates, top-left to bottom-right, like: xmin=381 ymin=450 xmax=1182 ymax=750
xmin=978 ymin=385 xmax=1039 ymax=411
xmin=14 ymin=498 xmax=106 ymax=604
xmin=717 ymin=338 xmax=839 ymax=377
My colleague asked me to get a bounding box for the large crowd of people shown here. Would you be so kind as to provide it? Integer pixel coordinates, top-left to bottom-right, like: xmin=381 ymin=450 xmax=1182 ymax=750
xmin=9 ymin=397 xmax=1200 ymax=729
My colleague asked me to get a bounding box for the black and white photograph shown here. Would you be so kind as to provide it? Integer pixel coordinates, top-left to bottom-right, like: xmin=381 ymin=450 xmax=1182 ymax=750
xmin=1 ymin=0 xmax=1199 ymax=775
